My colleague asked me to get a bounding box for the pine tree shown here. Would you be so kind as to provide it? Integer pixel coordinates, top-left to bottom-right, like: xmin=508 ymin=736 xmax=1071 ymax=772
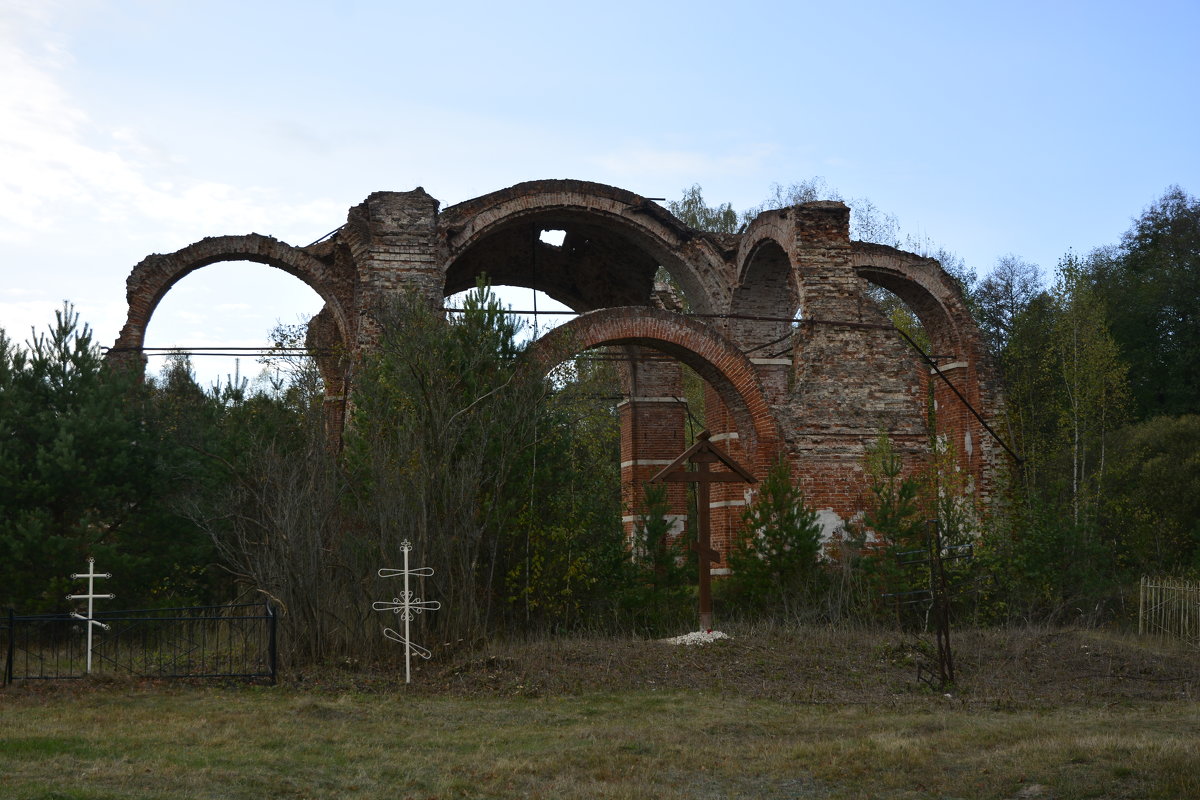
xmin=730 ymin=458 xmax=823 ymax=618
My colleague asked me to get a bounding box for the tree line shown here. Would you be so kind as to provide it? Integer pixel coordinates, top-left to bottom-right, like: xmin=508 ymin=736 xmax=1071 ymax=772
xmin=977 ymin=187 xmax=1200 ymax=621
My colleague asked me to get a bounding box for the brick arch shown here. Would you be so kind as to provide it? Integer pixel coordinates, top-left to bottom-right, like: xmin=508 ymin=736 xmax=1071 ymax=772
xmin=439 ymin=179 xmax=731 ymax=314
xmin=109 ymin=234 xmax=353 ymax=363
xmin=850 ymin=241 xmax=1003 ymax=499
xmin=525 ymin=307 xmax=784 ymax=472
xmin=736 ymin=210 xmax=794 ymax=285
xmin=850 ymin=242 xmax=974 ymax=360
xmin=730 ymin=236 xmax=796 ymax=351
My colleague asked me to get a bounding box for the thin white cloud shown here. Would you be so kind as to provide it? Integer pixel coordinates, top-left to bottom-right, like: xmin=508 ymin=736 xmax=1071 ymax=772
xmin=174 ymin=310 xmax=208 ymax=324
xmin=0 ymin=300 xmax=62 ymax=342
xmin=0 ymin=7 xmax=87 ymax=237
xmin=0 ymin=9 xmax=340 ymax=248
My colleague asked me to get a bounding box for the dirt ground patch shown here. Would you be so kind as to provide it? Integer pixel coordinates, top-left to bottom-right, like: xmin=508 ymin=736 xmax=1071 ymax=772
xmin=284 ymin=625 xmax=1199 ymax=708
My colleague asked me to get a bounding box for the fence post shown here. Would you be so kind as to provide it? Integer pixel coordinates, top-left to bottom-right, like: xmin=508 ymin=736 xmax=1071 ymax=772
xmin=1139 ymin=576 xmax=1145 ymax=637
xmin=5 ymin=609 xmax=13 ymax=686
xmin=267 ymin=601 xmax=277 ymax=685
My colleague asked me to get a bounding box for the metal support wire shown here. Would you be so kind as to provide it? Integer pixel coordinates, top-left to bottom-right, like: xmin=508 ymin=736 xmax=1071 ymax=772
xmin=743 ymin=328 xmax=797 ymax=356
xmin=766 ymin=343 xmax=795 ymax=359
xmin=103 ymin=346 xmax=338 ymax=358
xmin=104 ymin=303 xmax=1020 ymax=464
xmin=673 ymin=392 xmax=705 ymax=442
xmin=889 ymin=327 xmax=1023 ymax=465
xmin=305 ymin=224 xmax=346 ymax=247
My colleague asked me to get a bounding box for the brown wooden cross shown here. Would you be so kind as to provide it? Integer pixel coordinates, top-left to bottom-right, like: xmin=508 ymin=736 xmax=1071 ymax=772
xmin=649 ymin=430 xmax=756 ymax=631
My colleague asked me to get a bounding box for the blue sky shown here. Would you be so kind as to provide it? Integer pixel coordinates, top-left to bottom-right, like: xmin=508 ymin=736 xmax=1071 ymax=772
xmin=2 ymin=0 xmax=1197 ymax=387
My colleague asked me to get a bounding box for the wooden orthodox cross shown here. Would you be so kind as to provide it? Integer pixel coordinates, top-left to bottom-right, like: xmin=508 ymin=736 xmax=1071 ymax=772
xmin=650 ymin=430 xmax=756 ymax=631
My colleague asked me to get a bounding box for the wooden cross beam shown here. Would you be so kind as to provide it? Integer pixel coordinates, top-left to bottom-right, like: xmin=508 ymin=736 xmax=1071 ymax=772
xmin=649 ymin=430 xmax=756 ymax=631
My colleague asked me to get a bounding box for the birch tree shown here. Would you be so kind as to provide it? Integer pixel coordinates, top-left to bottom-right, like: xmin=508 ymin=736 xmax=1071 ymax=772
xmin=1047 ymin=253 xmax=1130 ymax=526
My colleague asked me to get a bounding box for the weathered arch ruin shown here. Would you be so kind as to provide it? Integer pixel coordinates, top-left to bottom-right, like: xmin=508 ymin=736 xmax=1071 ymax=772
xmin=850 ymin=242 xmax=1002 ymax=496
xmin=111 ymin=233 xmax=354 ymax=359
xmin=526 ymin=306 xmax=785 ymax=467
xmin=111 ymin=179 xmax=1003 ymax=561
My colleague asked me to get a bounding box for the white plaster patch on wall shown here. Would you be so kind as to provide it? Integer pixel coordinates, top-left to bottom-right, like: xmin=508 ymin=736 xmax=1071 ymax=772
xmin=709 ymin=499 xmax=747 ymax=509
xmin=816 ymin=508 xmax=845 ymax=544
xmin=621 ymin=513 xmax=687 ymax=536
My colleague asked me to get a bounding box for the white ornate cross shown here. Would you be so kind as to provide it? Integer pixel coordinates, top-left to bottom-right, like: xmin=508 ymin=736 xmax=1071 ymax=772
xmin=373 ymin=540 xmax=440 ymax=683
xmin=67 ymin=556 xmax=114 ymax=675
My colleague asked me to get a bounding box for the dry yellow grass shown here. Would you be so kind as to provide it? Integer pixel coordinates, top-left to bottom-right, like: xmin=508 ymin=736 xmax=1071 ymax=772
xmin=3 ymin=625 xmax=1198 ymax=799
xmin=3 ymin=686 xmax=1198 ymax=798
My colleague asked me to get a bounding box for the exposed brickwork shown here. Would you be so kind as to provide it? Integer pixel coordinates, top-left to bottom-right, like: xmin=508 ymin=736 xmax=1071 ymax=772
xmin=614 ymin=349 xmax=689 ymax=538
xmin=439 ymin=180 xmax=731 ymax=315
xmin=305 ymin=305 xmax=349 ymax=448
xmin=849 ymin=243 xmax=1003 ymax=501
xmin=109 ymin=180 xmax=1004 ymax=569
xmin=345 ymin=189 xmax=444 ymax=347
xmin=112 ymin=233 xmax=354 ymax=360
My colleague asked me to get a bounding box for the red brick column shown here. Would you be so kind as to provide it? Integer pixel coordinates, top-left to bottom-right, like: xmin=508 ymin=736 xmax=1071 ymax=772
xmin=930 ymin=361 xmax=985 ymax=493
xmin=618 ymin=348 xmax=689 ymax=544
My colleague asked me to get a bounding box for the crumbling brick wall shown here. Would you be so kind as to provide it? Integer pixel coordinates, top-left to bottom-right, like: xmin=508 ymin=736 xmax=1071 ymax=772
xmin=111 ymin=179 xmax=1003 ymax=563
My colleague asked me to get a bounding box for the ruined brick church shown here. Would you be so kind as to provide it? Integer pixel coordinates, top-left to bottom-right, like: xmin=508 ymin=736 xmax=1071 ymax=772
xmin=110 ymin=180 xmax=1002 ymax=565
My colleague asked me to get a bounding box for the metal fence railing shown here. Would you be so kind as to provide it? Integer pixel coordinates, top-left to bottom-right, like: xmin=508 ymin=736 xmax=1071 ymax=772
xmin=3 ymin=602 xmax=276 ymax=685
xmin=1139 ymin=576 xmax=1200 ymax=648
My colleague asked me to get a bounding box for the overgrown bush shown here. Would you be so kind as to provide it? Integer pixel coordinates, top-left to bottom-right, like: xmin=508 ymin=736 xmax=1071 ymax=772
xmin=190 ymin=286 xmax=645 ymax=662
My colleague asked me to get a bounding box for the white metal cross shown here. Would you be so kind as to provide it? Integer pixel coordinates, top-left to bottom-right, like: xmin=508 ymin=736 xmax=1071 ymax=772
xmin=67 ymin=556 xmax=114 ymax=675
xmin=373 ymin=540 xmax=440 ymax=683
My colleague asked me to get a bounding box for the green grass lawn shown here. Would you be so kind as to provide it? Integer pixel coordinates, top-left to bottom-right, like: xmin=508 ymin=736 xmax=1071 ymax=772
xmin=3 ymin=683 xmax=1199 ymax=799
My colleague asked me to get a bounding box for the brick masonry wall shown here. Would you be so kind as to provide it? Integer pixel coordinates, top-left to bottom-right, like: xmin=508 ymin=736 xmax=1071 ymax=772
xmin=111 ymin=180 xmax=1004 ymax=576
xmin=616 ymin=349 xmax=689 ymax=538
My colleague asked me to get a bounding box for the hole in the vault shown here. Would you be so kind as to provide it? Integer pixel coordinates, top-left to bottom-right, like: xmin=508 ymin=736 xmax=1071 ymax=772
xmin=444 ymin=285 xmax=575 ymax=342
xmin=540 ymin=229 xmax=566 ymax=246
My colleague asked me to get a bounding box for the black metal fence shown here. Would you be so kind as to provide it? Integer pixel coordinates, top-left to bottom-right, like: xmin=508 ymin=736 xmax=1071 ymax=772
xmin=3 ymin=603 xmax=276 ymax=685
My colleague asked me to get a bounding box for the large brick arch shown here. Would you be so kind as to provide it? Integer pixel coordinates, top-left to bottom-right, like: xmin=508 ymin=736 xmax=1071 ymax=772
xmin=850 ymin=242 xmax=976 ymax=360
xmin=524 ymin=307 xmax=784 ymax=472
xmin=438 ymin=180 xmax=732 ymax=314
xmin=850 ymin=241 xmax=1003 ymax=496
xmin=109 ymin=234 xmax=353 ymax=361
